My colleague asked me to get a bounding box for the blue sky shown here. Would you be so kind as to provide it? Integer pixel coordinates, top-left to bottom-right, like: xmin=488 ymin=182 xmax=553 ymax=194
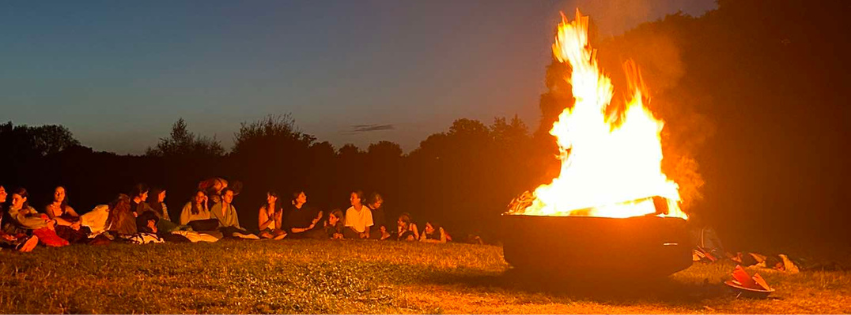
xmin=1 ymin=0 xmax=716 ymax=154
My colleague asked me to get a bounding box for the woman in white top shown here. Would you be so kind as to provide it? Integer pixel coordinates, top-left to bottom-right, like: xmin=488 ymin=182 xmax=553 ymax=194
xmin=343 ymin=190 xmax=373 ymax=239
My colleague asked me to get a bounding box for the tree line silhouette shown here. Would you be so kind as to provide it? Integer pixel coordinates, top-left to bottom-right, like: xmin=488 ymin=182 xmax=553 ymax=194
xmin=2 ymin=0 xmax=848 ymax=247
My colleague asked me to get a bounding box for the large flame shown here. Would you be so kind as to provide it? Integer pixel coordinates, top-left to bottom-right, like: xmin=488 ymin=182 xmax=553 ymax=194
xmin=512 ymin=10 xmax=686 ymax=219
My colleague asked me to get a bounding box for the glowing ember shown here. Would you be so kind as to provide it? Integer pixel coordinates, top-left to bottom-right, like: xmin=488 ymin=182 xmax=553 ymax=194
xmin=510 ymin=9 xmax=686 ymax=219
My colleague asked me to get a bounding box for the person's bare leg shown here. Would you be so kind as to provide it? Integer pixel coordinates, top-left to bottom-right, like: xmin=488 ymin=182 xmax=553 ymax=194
xmin=19 ymin=235 xmax=39 ymax=253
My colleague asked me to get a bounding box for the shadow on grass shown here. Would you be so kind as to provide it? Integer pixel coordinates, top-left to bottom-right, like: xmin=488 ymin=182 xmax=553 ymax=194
xmin=416 ymin=267 xmax=731 ymax=305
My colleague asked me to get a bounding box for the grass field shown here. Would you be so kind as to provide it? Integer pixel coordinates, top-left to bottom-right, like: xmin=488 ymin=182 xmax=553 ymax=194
xmin=0 ymin=240 xmax=849 ymax=314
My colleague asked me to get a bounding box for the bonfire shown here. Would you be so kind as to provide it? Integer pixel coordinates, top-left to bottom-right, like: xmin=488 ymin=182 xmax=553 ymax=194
xmin=508 ymin=9 xmax=686 ymax=220
xmin=501 ymin=10 xmax=693 ymax=277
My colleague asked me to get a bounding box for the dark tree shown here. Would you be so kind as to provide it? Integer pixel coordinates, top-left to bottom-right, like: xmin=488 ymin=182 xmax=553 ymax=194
xmin=146 ymin=118 xmax=225 ymax=158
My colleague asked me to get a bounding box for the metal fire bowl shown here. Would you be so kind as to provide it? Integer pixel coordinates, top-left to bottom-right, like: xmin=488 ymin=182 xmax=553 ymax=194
xmin=502 ymin=214 xmax=692 ymax=278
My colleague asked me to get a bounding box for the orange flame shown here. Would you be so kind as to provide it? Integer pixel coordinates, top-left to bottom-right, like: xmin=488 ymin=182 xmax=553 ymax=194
xmin=511 ymin=9 xmax=686 ymax=219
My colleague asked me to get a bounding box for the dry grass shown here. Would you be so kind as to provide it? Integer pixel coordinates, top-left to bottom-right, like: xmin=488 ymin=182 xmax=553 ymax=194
xmin=0 ymin=240 xmax=848 ymax=313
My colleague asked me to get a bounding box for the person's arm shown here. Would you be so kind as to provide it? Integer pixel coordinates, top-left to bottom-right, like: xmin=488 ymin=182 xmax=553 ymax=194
xmin=66 ymin=206 xmax=81 ymax=231
xmin=291 ymin=216 xmax=317 ymax=233
xmin=53 ymin=217 xmax=74 ymax=226
xmin=46 ymin=206 xmax=73 ymax=226
xmin=179 ymin=203 xmax=191 ymax=225
xmin=162 ymin=204 xmax=171 ymax=222
xmin=439 ymin=227 xmax=447 ymax=243
xmin=45 ymin=205 xmax=57 ymax=220
xmin=334 ymin=224 xmax=344 ymax=239
xmin=231 ymin=206 xmax=241 ymax=229
xmin=65 ymin=205 xmax=80 ymax=217
xmin=10 ymin=207 xmax=48 ymax=229
xmin=412 ymin=224 xmax=420 ymax=240
xmin=363 ymin=210 xmax=374 ymax=238
xmin=274 ymin=210 xmax=283 ymax=231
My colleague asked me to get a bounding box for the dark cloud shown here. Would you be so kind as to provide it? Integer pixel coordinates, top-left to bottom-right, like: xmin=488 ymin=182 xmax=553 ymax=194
xmin=348 ymin=124 xmax=395 ymax=134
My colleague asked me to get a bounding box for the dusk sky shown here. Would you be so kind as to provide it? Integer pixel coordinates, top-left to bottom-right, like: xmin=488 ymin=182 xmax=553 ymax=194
xmin=2 ymin=0 xmax=716 ymax=154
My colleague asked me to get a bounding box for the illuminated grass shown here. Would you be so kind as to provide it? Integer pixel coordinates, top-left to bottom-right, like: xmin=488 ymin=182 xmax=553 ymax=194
xmin=0 ymin=240 xmax=848 ymax=313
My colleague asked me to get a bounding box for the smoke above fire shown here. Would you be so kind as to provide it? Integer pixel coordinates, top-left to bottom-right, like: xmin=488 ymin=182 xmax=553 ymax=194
xmin=564 ymin=0 xmax=716 ymax=37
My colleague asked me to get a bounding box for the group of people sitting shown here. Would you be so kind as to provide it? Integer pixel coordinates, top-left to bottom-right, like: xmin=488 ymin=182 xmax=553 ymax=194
xmin=0 ymin=178 xmax=450 ymax=252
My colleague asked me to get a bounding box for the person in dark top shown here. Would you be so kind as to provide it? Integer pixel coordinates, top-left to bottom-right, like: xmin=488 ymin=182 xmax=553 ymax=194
xmin=420 ymin=221 xmax=448 ymax=243
xmin=367 ymin=193 xmax=390 ymax=240
xmin=284 ymin=190 xmax=324 ymax=239
xmin=395 ymin=213 xmax=419 ymax=241
xmin=146 ymin=186 xmax=182 ymax=233
xmin=323 ymin=209 xmax=345 ymax=240
xmin=129 ymin=183 xmax=153 ymax=216
xmin=136 ymin=210 xmax=190 ymax=243
xmin=146 ymin=187 xmax=171 ymax=220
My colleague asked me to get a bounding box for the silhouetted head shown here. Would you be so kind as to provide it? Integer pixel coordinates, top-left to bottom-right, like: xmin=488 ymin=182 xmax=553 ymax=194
xmin=130 ymin=183 xmax=150 ymax=202
xmin=369 ymin=192 xmax=383 ymax=209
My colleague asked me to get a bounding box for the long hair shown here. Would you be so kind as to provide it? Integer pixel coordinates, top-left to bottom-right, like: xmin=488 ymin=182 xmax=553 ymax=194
xmin=265 ymin=190 xmax=281 ymax=214
xmin=147 ymin=187 xmax=166 ymax=215
xmin=106 ymin=194 xmax=131 ymax=228
xmin=398 ymin=213 xmax=412 ymax=227
xmin=54 ymin=186 xmax=69 ymax=213
xmin=191 ymin=190 xmax=206 ymax=215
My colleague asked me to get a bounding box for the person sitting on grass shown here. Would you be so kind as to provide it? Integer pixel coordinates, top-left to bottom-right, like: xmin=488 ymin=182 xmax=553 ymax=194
xmin=0 ymin=185 xmax=39 ymax=252
xmin=146 ymin=187 xmax=170 ymax=221
xmin=129 ymin=183 xmax=154 ymax=217
xmin=106 ymin=194 xmax=137 ymax=236
xmin=180 ymin=190 xmax=211 ymax=225
xmin=211 ymin=188 xmax=257 ymax=239
xmin=343 ymin=190 xmax=373 ymax=239
xmin=136 ymin=209 xmax=221 ymax=243
xmin=179 ymin=190 xmax=222 ymax=238
xmin=323 ymin=209 xmax=345 ymax=240
xmin=258 ymin=191 xmax=286 ymax=240
xmin=367 ymin=192 xmax=390 ymax=240
xmin=146 ymin=187 xmax=185 ymax=233
xmin=45 ymin=186 xmax=89 ymax=243
xmin=284 ymin=190 xmax=324 ymax=239
xmin=419 ymin=221 xmax=448 ymax=244
xmin=132 ymin=210 xmax=166 ymax=244
xmin=395 ymin=213 xmax=419 ymax=241
xmin=6 ymin=187 xmax=68 ymax=247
